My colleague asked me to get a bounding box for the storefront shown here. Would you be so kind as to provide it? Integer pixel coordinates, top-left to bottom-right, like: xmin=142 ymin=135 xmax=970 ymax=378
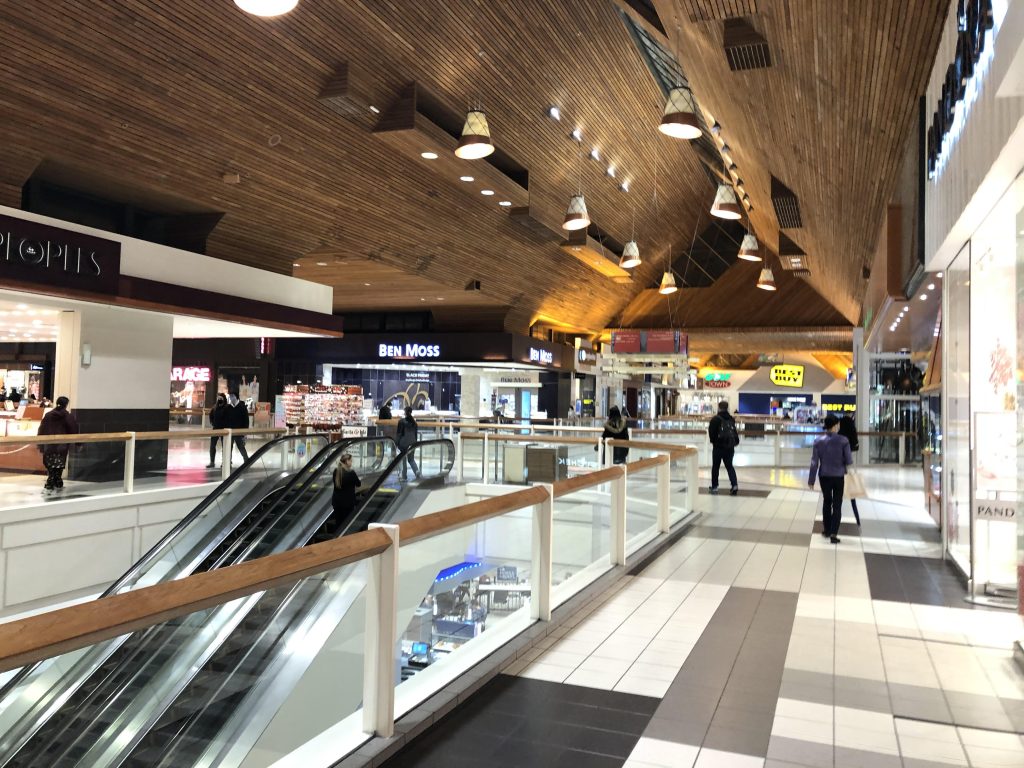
xmin=736 ymin=362 xmax=842 ymax=419
xmin=686 ymin=369 xmax=757 ymax=415
xmin=276 ymin=333 xmax=572 ymax=420
xmin=924 ymin=0 xmax=1023 ymax=608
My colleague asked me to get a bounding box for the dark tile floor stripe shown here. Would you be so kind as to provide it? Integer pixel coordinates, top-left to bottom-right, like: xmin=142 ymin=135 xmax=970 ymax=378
xmin=864 ymin=552 xmax=977 ymax=607
xmin=381 ymin=676 xmax=659 ymax=768
xmin=693 ymin=525 xmax=811 ymax=547
xmin=643 ymin=587 xmax=798 ymax=759
xmin=810 ymin=520 xmax=861 ymax=537
xmin=698 ymin=488 xmax=772 ymax=498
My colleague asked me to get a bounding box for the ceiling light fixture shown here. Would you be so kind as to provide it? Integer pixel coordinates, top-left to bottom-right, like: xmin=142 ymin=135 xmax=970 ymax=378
xmin=480 ymin=189 xmax=494 ymax=196
xmin=547 ymin=106 xmax=561 ymax=121
xmin=658 ymin=86 xmax=701 ymax=139
xmin=756 ymin=266 xmax=777 ymax=291
xmin=499 ymin=200 xmax=512 ymax=207
xmin=369 ymin=105 xmax=380 ymax=114
xmin=316 ymin=261 xmax=328 ymax=266
xmin=570 ymin=128 xmax=583 ymax=142
xmin=459 ymin=175 xmax=474 ymax=182
xmin=927 ymin=283 xmax=935 ymax=290
xmin=658 ymin=271 xmax=678 ymax=294
xmin=293 ymin=262 xmax=300 ymax=267
xmin=737 ymin=233 xmax=761 ymax=261
xmin=919 ymin=294 xmax=928 ymax=300
xmin=421 ymin=151 xmax=438 ymax=160
xmin=710 ymin=184 xmax=742 ymax=219
xmin=234 ymin=0 xmax=298 ymax=16
xmin=711 ymin=121 xmax=722 ymax=135
xmin=620 ymin=241 xmax=641 ymax=269
xmin=903 ymin=305 xmax=910 ymax=311
xmin=562 ymin=193 xmax=590 ymax=230
xmin=619 ymin=181 xmax=630 ymax=193
xmin=589 ymin=147 xmax=600 ymax=161
xmin=937 ymin=272 xmax=944 ymax=278
xmin=606 ymin=165 xmax=616 ymax=178
xmin=454 ymin=109 xmax=494 ymax=159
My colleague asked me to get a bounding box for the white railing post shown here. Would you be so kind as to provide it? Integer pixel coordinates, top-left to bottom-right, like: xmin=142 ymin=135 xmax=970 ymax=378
xmin=773 ymin=431 xmax=782 ymax=467
xmin=596 ymin=435 xmax=604 ymax=467
xmin=656 ymin=456 xmax=670 ymax=533
xmin=123 ymin=433 xmax=136 ymax=494
xmin=363 ymin=523 xmax=400 ymax=737
xmin=531 ymin=484 xmax=554 ymax=622
xmin=610 ymin=465 xmax=627 ymax=565
xmin=455 ymin=433 xmax=464 ymax=483
xmin=222 ymin=430 xmax=233 ymax=481
xmin=482 ymin=433 xmax=490 ymax=485
xmin=686 ymin=451 xmax=699 ymax=515
xmin=898 ymin=433 xmax=906 ymax=465
xmin=603 ymin=439 xmax=614 ymax=468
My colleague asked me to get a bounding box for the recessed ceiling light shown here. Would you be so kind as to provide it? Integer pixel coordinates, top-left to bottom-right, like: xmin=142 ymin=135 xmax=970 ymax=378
xmin=421 ymin=151 xmax=438 ymax=160
xmin=589 ymin=147 xmax=600 ymax=161
xmin=926 ymin=283 xmax=935 ymax=290
xmin=16 ymin=304 xmax=27 ymax=310
xmin=364 ymin=282 xmax=371 ymax=286
xmin=481 ymin=189 xmax=494 ymax=196
xmin=547 ymin=106 xmax=561 ymax=121
xmin=619 ymin=181 xmax=630 ymax=193
xmin=459 ymin=175 xmax=474 ymax=182
xmin=420 ymin=297 xmax=426 ymax=302
xmin=498 ymin=200 xmax=512 ymax=207
xmin=316 ymin=261 xmax=328 ymax=266
xmin=436 ymin=297 xmax=444 ymax=300
xmin=903 ymin=305 xmax=910 ymax=311
xmin=293 ymin=262 xmax=300 ymax=267
xmin=570 ymin=128 xmax=582 ymax=142
xmin=369 ymin=105 xmax=380 ymax=114
xmin=920 ymin=294 xmax=928 ymax=300
xmin=936 ymin=272 xmax=944 ymax=278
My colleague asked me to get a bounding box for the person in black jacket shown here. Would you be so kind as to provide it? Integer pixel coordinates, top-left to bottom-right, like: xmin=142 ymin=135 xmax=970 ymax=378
xmin=207 ymin=393 xmax=229 ymax=468
xmin=331 ymin=452 xmax=361 ymax=532
xmin=37 ymin=395 xmax=79 ymax=493
xmin=396 ymin=406 xmax=420 ymax=480
xmin=708 ymin=400 xmax=739 ymax=495
xmin=226 ymin=391 xmax=250 ymax=463
xmin=601 ymin=406 xmax=630 ymax=464
xmin=838 ymin=414 xmax=860 ymax=525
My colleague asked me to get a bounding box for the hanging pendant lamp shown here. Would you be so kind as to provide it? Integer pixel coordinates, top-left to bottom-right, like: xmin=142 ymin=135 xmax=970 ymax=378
xmin=454 ymin=110 xmax=495 ymax=159
xmin=234 ymin=0 xmax=298 ymax=16
xmin=737 ymin=233 xmax=761 ymax=262
xmin=562 ymin=194 xmax=590 ymax=231
xmin=620 ymin=240 xmax=641 ymax=269
xmin=658 ymin=87 xmax=702 ymax=140
xmin=658 ymin=271 xmax=678 ymax=295
xmin=711 ymin=184 xmax=742 ymax=219
xmin=756 ymin=267 xmax=777 ymax=291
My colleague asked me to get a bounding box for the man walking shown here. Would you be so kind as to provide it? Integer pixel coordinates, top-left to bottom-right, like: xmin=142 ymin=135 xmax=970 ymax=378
xmin=227 ymin=391 xmax=250 ymax=464
xmin=808 ymin=414 xmax=853 ymax=544
xmin=37 ymin=396 xmax=79 ymax=494
xmin=708 ymin=400 xmax=739 ymax=495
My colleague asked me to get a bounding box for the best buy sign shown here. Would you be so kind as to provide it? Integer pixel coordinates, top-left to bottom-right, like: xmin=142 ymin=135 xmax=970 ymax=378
xmin=770 ymin=365 xmax=804 ymax=388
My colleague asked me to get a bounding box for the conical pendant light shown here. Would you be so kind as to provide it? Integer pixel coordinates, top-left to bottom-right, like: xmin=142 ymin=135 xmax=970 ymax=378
xmin=562 ymin=194 xmax=590 ymax=231
xmin=620 ymin=240 xmax=641 ymax=269
xmin=658 ymin=270 xmax=678 ymax=295
xmin=454 ymin=110 xmax=495 ymax=159
xmin=737 ymin=233 xmax=761 ymax=261
xmin=235 ymin=0 xmax=298 ymax=15
xmin=711 ymin=184 xmax=742 ymax=219
xmin=658 ymin=87 xmax=701 ymax=140
xmin=756 ymin=266 xmax=777 ymax=291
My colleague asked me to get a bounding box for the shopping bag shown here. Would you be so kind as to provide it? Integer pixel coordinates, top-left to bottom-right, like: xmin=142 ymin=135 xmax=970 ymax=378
xmin=845 ymin=470 xmax=867 ymax=499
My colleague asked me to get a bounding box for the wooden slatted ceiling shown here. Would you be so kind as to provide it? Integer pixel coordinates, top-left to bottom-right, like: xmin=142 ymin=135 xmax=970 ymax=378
xmin=681 ymin=0 xmax=758 ymax=22
xmin=644 ymin=0 xmax=948 ymax=325
xmin=0 ymin=0 xmax=715 ymax=335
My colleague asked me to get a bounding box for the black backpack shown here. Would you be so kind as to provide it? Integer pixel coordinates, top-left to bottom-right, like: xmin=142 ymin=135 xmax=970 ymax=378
xmin=716 ymin=416 xmax=738 ymax=450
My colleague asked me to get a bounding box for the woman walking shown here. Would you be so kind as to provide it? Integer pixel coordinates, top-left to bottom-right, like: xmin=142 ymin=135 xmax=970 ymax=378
xmin=808 ymin=414 xmax=852 ymax=544
xmin=330 ymin=452 xmax=361 ymax=534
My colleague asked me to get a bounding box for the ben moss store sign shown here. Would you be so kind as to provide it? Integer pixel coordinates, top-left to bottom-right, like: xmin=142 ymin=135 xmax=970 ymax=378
xmin=0 ymin=214 xmax=121 ymax=294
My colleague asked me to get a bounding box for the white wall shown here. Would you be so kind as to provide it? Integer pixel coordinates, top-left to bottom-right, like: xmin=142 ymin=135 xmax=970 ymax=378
xmin=76 ymin=304 xmax=174 ymax=409
xmin=0 ymin=205 xmax=334 ymax=314
xmin=925 ymin=0 xmax=1024 ymax=268
xmin=0 ymin=485 xmax=215 ymax=618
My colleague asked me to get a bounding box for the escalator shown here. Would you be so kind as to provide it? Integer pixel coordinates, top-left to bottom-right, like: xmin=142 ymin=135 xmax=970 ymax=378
xmin=0 ymin=437 xmax=455 ymax=768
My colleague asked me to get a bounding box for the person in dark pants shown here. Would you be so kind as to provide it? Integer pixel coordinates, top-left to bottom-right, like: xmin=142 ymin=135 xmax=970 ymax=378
xmin=808 ymin=414 xmax=853 ymax=544
xmin=837 ymin=414 xmax=860 ymax=525
xmin=37 ymin=396 xmax=79 ymax=494
xmin=601 ymin=406 xmax=630 ymax=464
xmin=226 ymin=391 xmax=250 ymax=464
xmin=708 ymin=400 xmax=739 ymax=495
xmin=207 ymin=393 xmax=229 ymax=468
xmin=396 ymin=406 xmax=420 ymax=480
xmin=331 ymin=452 xmax=361 ymax=533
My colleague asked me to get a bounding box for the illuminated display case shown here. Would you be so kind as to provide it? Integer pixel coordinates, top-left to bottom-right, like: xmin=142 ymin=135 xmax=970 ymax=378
xmin=279 ymin=385 xmax=364 ymax=429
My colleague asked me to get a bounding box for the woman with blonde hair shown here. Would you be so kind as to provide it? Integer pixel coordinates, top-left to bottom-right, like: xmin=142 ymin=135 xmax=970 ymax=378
xmin=331 ymin=453 xmax=361 ymax=532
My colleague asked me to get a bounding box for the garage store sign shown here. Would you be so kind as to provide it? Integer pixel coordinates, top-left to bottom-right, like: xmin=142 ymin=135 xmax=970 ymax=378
xmin=769 ymin=365 xmax=804 ymax=388
xmin=171 ymin=366 xmax=211 ymax=383
xmin=0 ymin=213 xmax=121 ymax=294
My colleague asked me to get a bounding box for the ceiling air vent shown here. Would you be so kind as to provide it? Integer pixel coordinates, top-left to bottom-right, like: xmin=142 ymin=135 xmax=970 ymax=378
xmin=723 ymin=19 xmax=772 ymax=71
xmin=778 ymin=234 xmax=807 ymax=271
xmin=771 ymin=175 xmax=802 ymax=228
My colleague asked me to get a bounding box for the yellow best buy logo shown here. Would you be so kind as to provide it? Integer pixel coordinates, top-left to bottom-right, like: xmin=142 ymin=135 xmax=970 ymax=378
xmin=770 ymin=365 xmax=804 ymax=388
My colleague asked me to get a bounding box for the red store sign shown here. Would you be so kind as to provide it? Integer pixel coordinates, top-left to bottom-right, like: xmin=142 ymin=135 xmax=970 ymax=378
xmin=171 ymin=366 xmax=211 ymax=383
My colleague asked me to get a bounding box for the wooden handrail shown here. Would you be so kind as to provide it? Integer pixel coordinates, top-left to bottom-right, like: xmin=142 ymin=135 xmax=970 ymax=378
xmin=398 ymin=486 xmax=549 ymax=545
xmin=606 ymin=439 xmax=697 ymax=458
xmin=0 ymin=427 xmax=288 ymax=445
xmin=459 ymin=432 xmax=598 ymax=445
xmin=133 ymin=428 xmax=287 ymax=440
xmin=625 ymin=455 xmax=668 ymax=474
xmin=551 ymin=466 xmax=623 ymax=497
xmin=0 ymin=527 xmax=392 ymax=672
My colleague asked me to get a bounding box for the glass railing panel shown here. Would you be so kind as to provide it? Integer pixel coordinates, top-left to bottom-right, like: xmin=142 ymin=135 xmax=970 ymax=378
xmin=496 ymin=438 xmax=602 ymax=485
xmin=0 ymin=438 xmax=133 ymax=504
xmin=625 ymin=463 xmax=660 ymax=555
xmin=460 ymin=437 xmax=484 ymax=482
xmin=551 ymin=482 xmax=612 ymax=607
xmin=136 ymin=429 xmax=283 ymax=486
xmin=393 ymin=508 xmax=534 ymax=720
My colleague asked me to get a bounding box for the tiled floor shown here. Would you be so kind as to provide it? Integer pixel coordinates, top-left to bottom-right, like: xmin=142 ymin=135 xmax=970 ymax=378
xmin=384 ymin=467 xmax=1024 ymax=767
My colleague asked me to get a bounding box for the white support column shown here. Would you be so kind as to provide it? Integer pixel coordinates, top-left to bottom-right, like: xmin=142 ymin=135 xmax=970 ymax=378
xmin=455 ymin=433 xmax=464 ymax=483
xmin=531 ymin=484 xmax=554 ymax=622
xmin=773 ymin=431 xmax=782 ymax=467
xmin=898 ymin=434 xmax=906 ymax=466
xmin=363 ymin=523 xmax=400 ymax=737
xmin=686 ymin=451 xmax=699 ymax=516
xmin=482 ymin=434 xmax=490 ymax=485
xmin=222 ymin=431 xmax=233 ymax=481
xmin=656 ymin=457 xmax=670 ymax=533
xmin=610 ymin=465 xmax=627 ymax=565
xmin=123 ymin=432 xmax=136 ymax=494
